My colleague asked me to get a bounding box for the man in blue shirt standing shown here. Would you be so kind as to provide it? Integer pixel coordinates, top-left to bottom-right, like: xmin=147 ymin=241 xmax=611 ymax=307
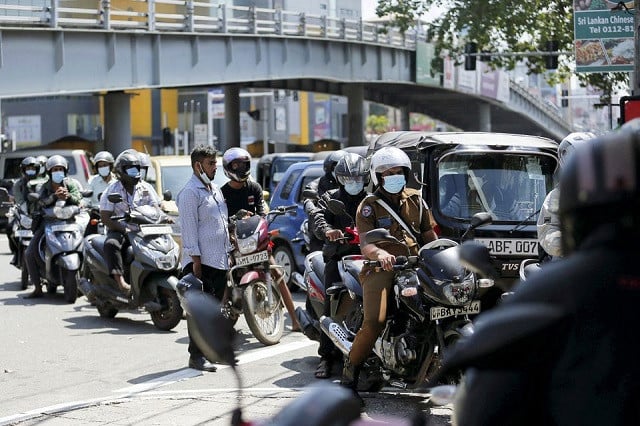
xmin=177 ymin=144 xmax=231 ymax=372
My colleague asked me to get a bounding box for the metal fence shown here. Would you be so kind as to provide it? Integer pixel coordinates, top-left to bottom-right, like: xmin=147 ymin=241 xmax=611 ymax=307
xmin=0 ymin=0 xmax=419 ymax=48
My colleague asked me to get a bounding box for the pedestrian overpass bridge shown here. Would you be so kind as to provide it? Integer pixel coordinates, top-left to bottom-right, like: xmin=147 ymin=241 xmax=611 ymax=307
xmin=0 ymin=1 xmax=571 ymax=152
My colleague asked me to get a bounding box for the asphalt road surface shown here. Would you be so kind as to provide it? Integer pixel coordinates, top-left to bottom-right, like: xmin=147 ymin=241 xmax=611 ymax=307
xmin=0 ymin=234 xmax=452 ymax=425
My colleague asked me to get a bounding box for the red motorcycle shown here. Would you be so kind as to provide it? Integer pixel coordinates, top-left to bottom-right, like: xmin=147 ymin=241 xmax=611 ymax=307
xmin=225 ymin=205 xmax=297 ymax=346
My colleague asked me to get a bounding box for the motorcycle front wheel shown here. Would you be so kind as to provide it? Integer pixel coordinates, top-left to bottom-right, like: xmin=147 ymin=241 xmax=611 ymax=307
xmin=243 ymin=279 xmax=285 ymax=346
xmin=150 ymin=286 xmax=183 ymax=331
xmin=20 ymin=255 xmax=29 ymax=290
xmin=62 ymin=269 xmax=79 ymax=304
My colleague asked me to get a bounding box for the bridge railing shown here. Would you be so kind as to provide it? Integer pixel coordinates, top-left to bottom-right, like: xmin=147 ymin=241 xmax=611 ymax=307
xmin=0 ymin=0 xmax=419 ymax=48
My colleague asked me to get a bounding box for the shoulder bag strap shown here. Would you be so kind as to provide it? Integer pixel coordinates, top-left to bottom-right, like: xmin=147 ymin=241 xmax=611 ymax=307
xmin=374 ymin=198 xmax=419 ymax=242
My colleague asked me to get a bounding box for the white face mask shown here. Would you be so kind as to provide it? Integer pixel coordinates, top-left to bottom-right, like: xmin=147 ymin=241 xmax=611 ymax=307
xmin=198 ymin=163 xmax=211 ymax=185
xmin=25 ymin=169 xmax=36 ymax=177
xmin=98 ymin=166 xmax=111 ymax=177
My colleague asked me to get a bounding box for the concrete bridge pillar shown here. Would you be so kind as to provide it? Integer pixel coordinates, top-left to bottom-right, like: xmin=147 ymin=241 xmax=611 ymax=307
xmin=400 ymin=106 xmax=410 ymax=131
xmin=479 ymin=102 xmax=491 ymax=132
xmin=103 ymin=92 xmax=132 ymax=155
xmin=345 ymin=83 xmax=364 ymax=147
xmin=224 ymin=85 xmax=240 ymax=151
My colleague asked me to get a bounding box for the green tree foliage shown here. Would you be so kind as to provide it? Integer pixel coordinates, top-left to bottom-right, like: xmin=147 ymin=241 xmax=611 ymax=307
xmin=366 ymin=114 xmax=390 ymax=134
xmin=375 ymin=0 xmax=627 ymax=95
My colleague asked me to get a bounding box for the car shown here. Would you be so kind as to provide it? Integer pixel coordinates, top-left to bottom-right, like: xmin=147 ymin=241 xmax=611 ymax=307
xmin=0 ymin=148 xmax=93 ymax=190
xmin=256 ymin=152 xmax=314 ymax=195
xmin=268 ymin=160 xmax=324 ymax=287
xmin=369 ymin=131 xmax=559 ymax=298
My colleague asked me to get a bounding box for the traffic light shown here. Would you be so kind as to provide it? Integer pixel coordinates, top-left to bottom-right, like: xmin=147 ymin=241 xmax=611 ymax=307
xmin=561 ymin=89 xmax=569 ymax=108
xmin=464 ymin=42 xmax=477 ymax=71
xmin=545 ymin=40 xmax=559 ymax=70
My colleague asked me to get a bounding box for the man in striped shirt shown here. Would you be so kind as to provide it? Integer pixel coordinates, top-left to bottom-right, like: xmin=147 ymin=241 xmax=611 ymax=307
xmin=177 ymin=144 xmax=232 ymax=372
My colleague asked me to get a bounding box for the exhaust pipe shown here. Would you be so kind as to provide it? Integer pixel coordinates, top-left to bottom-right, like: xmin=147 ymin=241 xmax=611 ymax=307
xmin=319 ymin=316 xmax=352 ymax=356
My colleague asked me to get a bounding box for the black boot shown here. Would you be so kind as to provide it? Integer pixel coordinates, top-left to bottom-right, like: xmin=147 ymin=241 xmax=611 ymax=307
xmin=341 ymin=359 xmax=364 ymax=408
xmin=25 ymin=284 xmax=43 ymax=299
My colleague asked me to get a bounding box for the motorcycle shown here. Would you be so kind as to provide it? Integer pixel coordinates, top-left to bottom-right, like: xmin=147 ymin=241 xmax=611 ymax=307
xmin=224 ymin=205 xmax=297 ymax=346
xmin=28 ymin=194 xmax=91 ymax=303
xmin=295 ymin=200 xmax=361 ymax=342
xmin=317 ymin=207 xmax=495 ymax=391
xmin=79 ymin=193 xmax=183 ymax=331
xmin=176 ymin=275 xmax=427 ymax=426
xmin=7 ymin=202 xmax=34 ymax=290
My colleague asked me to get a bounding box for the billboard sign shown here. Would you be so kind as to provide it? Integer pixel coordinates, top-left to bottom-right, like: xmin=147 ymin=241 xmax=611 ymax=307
xmin=573 ymin=1 xmax=634 ymax=73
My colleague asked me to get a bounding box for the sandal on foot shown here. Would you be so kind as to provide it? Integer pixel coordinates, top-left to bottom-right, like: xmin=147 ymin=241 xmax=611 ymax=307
xmin=314 ymin=359 xmax=332 ymax=379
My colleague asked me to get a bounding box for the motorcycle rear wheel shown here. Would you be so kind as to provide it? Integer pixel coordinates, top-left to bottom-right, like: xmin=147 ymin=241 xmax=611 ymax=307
xmin=62 ymin=269 xmax=79 ymax=304
xmin=243 ymin=279 xmax=285 ymax=346
xmin=97 ymin=303 xmax=118 ymax=318
xmin=150 ymin=287 xmax=183 ymax=331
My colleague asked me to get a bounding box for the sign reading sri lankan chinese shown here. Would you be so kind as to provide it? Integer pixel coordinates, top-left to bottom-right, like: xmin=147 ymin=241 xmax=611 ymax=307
xmin=573 ymin=0 xmax=634 ymax=73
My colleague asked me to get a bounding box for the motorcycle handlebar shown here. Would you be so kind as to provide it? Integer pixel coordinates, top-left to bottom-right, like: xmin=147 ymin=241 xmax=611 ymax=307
xmin=363 ymin=255 xmax=418 ymax=270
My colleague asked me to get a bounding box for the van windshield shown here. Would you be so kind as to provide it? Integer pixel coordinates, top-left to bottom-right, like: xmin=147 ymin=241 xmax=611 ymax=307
xmin=437 ymin=152 xmax=556 ymax=222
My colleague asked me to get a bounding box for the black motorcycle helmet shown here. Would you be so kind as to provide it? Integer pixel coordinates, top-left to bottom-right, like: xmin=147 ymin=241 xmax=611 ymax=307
xmin=334 ymin=153 xmax=368 ymax=186
xmin=114 ymin=151 xmax=141 ymax=186
xmin=559 ymin=119 xmax=640 ymax=255
xmin=323 ymin=150 xmax=348 ymax=175
xmin=20 ymin=156 xmax=39 ymax=178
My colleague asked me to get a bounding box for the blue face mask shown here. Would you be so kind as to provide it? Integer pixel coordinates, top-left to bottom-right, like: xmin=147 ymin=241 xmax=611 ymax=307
xmin=344 ymin=182 xmax=364 ymax=195
xmin=25 ymin=169 xmax=36 ymax=177
xmin=51 ymin=171 xmax=65 ymax=184
xmin=382 ymin=174 xmax=405 ymax=194
xmin=125 ymin=167 xmax=140 ymax=178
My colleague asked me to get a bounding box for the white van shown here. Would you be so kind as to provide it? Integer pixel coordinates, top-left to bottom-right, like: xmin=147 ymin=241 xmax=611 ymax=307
xmin=0 ymin=149 xmax=93 ymax=191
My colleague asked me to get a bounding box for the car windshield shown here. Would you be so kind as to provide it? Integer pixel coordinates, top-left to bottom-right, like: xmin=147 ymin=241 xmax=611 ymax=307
xmin=159 ymin=165 xmax=192 ymax=198
xmin=271 ymin=157 xmax=306 ymax=187
xmin=437 ymin=152 xmax=556 ymax=222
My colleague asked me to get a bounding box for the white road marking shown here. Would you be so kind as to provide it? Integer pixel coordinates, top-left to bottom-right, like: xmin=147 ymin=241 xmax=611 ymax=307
xmin=0 ymin=339 xmax=316 ymax=425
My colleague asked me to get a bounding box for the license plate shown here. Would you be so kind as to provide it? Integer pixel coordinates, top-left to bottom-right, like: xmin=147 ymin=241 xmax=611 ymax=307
xmin=430 ymin=300 xmax=481 ymax=321
xmin=139 ymin=224 xmax=173 ymax=236
xmin=15 ymin=229 xmax=33 ymax=238
xmin=50 ymin=224 xmax=77 ymax=232
xmin=475 ymin=238 xmax=538 ymax=256
xmin=235 ymin=250 xmax=269 ymax=267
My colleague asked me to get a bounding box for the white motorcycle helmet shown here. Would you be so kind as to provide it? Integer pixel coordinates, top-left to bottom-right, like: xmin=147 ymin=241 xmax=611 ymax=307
xmin=557 ymin=132 xmax=596 ymax=168
xmin=369 ymin=146 xmax=412 ymax=187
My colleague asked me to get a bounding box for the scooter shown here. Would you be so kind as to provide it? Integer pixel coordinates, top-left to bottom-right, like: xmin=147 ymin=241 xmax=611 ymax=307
xmin=29 ymin=195 xmax=90 ymax=303
xmin=294 ymin=202 xmax=361 ymax=342
xmin=317 ymin=207 xmax=495 ymax=391
xmin=7 ymin=202 xmax=34 ymax=290
xmin=225 ymin=205 xmax=297 ymax=346
xmin=79 ymin=193 xmax=183 ymax=331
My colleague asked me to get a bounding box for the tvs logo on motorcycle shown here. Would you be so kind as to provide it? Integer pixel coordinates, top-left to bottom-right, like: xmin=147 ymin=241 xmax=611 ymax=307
xmin=361 ymin=205 xmax=372 ymax=217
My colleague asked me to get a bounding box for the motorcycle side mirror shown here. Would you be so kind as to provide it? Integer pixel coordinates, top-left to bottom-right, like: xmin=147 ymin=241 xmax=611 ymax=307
xmin=302 ymin=188 xmax=318 ymax=200
xmin=107 ymin=193 xmax=123 ymax=203
xmin=81 ymin=189 xmax=94 ymax=198
xmin=470 ymin=212 xmax=492 ymax=228
xmin=458 ymin=241 xmax=498 ymax=280
xmin=326 ymin=199 xmax=347 ymax=216
xmin=363 ymin=228 xmax=402 ymax=245
xmin=163 ymin=190 xmax=172 ymax=202
xmin=182 ymin=288 xmax=237 ymax=367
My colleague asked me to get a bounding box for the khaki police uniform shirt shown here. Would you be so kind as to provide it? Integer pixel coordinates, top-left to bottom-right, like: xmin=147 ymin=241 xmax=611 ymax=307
xmin=356 ymin=188 xmax=433 ymax=257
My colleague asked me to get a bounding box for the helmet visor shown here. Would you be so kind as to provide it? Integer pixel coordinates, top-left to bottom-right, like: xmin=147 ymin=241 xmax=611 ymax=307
xmin=337 ymin=175 xmax=364 ymax=186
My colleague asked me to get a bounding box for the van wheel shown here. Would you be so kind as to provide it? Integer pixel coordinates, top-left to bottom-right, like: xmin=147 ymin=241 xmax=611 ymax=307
xmin=273 ymin=244 xmax=296 ymax=291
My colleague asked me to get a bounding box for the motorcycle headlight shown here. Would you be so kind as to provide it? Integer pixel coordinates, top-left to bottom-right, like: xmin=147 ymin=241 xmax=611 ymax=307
xmin=442 ymin=274 xmax=475 ymax=306
xmin=20 ymin=215 xmax=32 ymax=229
xmin=236 ymin=234 xmax=258 ymax=254
xmin=54 ymin=206 xmax=76 ymax=220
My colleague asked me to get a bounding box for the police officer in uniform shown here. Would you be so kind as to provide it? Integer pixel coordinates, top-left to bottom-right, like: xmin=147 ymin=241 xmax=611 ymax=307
xmin=341 ymin=147 xmax=437 ymax=401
